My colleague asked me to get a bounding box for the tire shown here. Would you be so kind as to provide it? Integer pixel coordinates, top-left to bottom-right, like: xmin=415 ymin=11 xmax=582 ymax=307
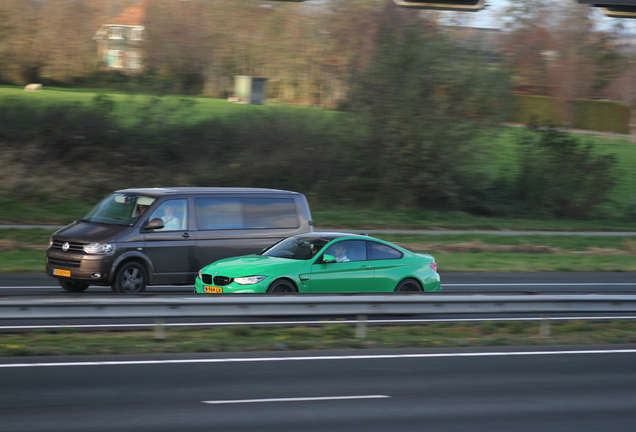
xmin=267 ymin=279 xmax=298 ymax=293
xmin=112 ymin=262 xmax=147 ymax=294
xmin=59 ymin=280 xmax=89 ymax=293
xmin=394 ymin=278 xmax=422 ymax=292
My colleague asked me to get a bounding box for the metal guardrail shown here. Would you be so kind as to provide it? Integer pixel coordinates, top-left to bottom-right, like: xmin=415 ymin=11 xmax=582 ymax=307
xmin=2 ymin=294 xmax=636 ymax=337
xmin=1 ymin=294 xmax=636 ymax=319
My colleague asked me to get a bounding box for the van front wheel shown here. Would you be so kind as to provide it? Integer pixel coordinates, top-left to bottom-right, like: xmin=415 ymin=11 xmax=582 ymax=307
xmin=112 ymin=262 xmax=147 ymax=294
xmin=59 ymin=280 xmax=89 ymax=293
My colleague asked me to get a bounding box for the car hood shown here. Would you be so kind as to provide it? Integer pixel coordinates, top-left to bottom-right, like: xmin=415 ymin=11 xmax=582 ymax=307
xmin=203 ymin=255 xmax=308 ymax=275
xmin=53 ymin=221 xmax=130 ymax=243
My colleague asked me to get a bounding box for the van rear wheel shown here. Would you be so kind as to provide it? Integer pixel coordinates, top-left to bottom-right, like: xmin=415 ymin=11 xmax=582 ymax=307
xmin=112 ymin=262 xmax=147 ymax=294
xmin=59 ymin=280 xmax=89 ymax=293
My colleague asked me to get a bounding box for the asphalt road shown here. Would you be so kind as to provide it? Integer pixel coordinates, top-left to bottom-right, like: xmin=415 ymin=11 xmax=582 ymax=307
xmin=2 ymin=347 xmax=636 ymax=432
xmin=2 ymin=272 xmax=636 ymax=296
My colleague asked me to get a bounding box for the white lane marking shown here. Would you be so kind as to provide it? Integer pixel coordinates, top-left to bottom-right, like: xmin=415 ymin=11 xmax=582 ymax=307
xmin=202 ymin=395 xmax=390 ymax=404
xmin=2 ymin=283 xmax=635 ymax=290
xmin=443 ymin=283 xmax=636 ymax=286
xmin=2 ymin=349 xmax=636 ymax=368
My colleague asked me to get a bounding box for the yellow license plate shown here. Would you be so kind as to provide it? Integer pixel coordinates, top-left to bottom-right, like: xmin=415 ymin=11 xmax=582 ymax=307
xmin=53 ymin=269 xmax=71 ymax=277
xmin=204 ymin=286 xmax=223 ymax=293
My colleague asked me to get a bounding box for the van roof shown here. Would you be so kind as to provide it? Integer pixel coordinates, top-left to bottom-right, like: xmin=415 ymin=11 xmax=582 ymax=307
xmin=115 ymin=187 xmax=302 ymax=198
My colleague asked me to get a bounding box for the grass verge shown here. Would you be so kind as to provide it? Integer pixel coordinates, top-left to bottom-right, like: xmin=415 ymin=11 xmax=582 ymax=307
xmin=2 ymin=320 xmax=636 ymax=357
xmin=3 ymin=230 xmax=636 ymax=273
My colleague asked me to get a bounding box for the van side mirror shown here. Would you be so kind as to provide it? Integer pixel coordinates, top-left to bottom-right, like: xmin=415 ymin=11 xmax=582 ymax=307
xmin=144 ymin=218 xmax=165 ymax=230
xmin=320 ymin=254 xmax=337 ymax=264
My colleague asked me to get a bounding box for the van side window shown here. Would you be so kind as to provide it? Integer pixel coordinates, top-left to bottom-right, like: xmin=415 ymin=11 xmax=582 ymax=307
xmin=195 ymin=198 xmax=299 ymax=230
xmin=195 ymin=198 xmax=244 ymax=230
xmin=148 ymin=199 xmax=188 ymax=231
xmin=245 ymin=198 xmax=299 ymax=229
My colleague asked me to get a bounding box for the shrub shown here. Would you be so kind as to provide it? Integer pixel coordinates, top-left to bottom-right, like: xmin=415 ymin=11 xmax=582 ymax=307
xmin=509 ymin=126 xmax=618 ymax=218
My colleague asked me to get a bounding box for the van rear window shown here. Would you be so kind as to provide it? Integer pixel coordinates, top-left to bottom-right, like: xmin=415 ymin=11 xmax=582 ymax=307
xmin=195 ymin=198 xmax=299 ymax=230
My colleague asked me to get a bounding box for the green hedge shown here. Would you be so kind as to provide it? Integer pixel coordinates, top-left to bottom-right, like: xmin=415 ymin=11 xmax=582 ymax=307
xmin=572 ymin=99 xmax=630 ymax=134
xmin=510 ymin=95 xmax=564 ymax=126
xmin=510 ymin=95 xmax=630 ymax=134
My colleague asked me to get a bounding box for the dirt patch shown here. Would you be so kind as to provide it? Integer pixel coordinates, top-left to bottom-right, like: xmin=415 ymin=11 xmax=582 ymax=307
xmin=396 ymin=241 xmax=636 ymax=256
xmin=0 ymin=240 xmax=47 ymax=252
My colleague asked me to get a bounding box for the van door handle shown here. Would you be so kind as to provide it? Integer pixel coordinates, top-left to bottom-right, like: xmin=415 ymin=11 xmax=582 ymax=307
xmin=182 ymin=232 xmax=191 ymax=238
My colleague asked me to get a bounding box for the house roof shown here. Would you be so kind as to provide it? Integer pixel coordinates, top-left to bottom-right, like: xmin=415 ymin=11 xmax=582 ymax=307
xmin=109 ymin=0 xmax=148 ymax=26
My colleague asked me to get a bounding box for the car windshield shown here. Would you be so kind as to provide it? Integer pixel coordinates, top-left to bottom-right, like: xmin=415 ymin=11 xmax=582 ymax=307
xmin=81 ymin=193 xmax=156 ymax=226
xmin=262 ymin=237 xmax=331 ymax=260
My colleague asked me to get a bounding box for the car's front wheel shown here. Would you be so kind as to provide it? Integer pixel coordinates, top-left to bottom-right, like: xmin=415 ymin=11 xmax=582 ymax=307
xmin=267 ymin=279 xmax=297 ymax=293
xmin=112 ymin=262 xmax=147 ymax=294
xmin=394 ymin=278 xmax=422 ymax=292
xmin=59 ymin=280 xmax=89 ymax=293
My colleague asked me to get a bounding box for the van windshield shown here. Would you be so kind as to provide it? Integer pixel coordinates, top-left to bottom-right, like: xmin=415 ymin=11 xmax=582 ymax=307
xmin=82 ymin=193 xmax=156 ymax=226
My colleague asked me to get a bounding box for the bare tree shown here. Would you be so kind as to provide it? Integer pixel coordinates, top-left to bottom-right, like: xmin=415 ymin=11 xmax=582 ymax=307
xmin=0 ymin=0 xmax=110 ymax=84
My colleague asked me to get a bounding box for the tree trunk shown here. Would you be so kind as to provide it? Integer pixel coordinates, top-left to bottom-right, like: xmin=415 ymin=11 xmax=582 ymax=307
xmin=630 ymin=106 xmax=636 ymax=144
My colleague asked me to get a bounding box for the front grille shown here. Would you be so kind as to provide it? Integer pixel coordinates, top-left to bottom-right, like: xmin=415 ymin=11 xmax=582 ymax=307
xmin=214 ymin=276 xmax=233 ymax=286
xmin=51 ymin=240 xmax=86 ymax=253
xmin=201 ymin=274 xmax=233 ymax=286
xmin=48 ymin=257 xmax=82 ymax=268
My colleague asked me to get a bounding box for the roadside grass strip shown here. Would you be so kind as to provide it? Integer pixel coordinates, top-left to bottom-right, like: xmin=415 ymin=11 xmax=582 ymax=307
xmin=2 ymin=320 xmax=636 ymax=357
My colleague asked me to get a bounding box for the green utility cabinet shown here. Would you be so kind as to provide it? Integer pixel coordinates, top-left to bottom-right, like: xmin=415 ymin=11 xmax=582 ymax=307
xmin=234 ymin=76 xmax=268 ymax=104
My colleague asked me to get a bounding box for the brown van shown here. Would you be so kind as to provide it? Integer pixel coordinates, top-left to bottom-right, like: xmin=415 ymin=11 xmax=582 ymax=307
xmin=45 ymin=187 xmax=313 ymax=293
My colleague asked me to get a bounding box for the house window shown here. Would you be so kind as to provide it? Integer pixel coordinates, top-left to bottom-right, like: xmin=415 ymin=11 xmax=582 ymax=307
xmin=110 ymin=27 xmax=123 ymax=39
xmin=127 ymin=52 xmax=142 ymax=69
xmin=130 ymin=28 xmax=143 ymax=41
xmin=107 ymin=50 xmax=124 ymax=68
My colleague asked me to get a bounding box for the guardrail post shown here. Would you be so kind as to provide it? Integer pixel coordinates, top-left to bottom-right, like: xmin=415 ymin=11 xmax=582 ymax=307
xmin=356 ymin=315 xmax=367 ymax=338
xmin=155 ymin=318 xmax=166 ymax=340
xmin=540 ymin=313 xmax=551 ymax=336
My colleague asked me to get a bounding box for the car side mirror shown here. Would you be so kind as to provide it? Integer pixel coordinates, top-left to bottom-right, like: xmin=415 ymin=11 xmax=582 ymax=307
xmin=320 ymin=254 xmax=337 ymax=264
xmin=144 ymin=218 xmax=165 ymax=230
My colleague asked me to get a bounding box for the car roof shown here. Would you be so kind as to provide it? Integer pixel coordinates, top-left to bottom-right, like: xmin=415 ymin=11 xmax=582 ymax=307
xmin=293 ymin=232 xmax=372 ymax=241
xmin=114 ymin=187 xmax=302 ymax=198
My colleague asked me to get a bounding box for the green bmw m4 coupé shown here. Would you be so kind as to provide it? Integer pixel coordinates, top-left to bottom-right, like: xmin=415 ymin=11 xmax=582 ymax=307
xmin=194 ymin=233 xmax=440 ymax=294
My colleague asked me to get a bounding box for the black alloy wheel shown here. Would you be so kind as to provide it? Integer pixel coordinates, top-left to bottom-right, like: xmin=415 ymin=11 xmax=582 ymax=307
xmin=112 ymin=262 xmax=147 ymax=294
xmin=267 ymin=280 xmax=298 ymax=293
xmin=394 ymin=278 xmax=423 ymax=292
xmin=59 ymin=280 xmax=90 ymax=293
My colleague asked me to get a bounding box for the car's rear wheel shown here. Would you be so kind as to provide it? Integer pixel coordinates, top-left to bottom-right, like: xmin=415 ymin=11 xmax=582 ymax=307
xmin=267 ymin=279 xmax=297 ymax=293
xmin=112 ymin=262 xmax=147 ymax=294
xmin=59 ymin=280 xmax=89 ymax=293
xmin=394 ymin=278 xmax=422 ymax=292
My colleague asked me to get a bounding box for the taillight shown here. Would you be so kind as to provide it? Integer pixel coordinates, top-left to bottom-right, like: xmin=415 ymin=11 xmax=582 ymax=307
xmin=430 ymin=262 xmax=438 ymax=272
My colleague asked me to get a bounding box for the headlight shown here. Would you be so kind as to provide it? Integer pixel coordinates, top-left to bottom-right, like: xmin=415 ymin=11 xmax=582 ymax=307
xmin=83 ymin=243 xmax=114 ymax=254
xmin=198 ymin=270 xmax=203 ymax=280
xmin=234 ymin=275 xmax=267 ymax=285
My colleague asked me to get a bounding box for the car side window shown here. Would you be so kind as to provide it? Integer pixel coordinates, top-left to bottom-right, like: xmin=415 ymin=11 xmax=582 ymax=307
xmin=367 ymin=241 xmax=403 ymax=260
xmin=148 ymin=199 xmax=188 ymax=231
xmin=324 ymin=240 xmax=367 ymax=262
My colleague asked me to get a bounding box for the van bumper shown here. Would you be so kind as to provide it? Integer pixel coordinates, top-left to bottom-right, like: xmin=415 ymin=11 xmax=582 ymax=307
xmin=45 ymin=250 xmax=114 ymax=285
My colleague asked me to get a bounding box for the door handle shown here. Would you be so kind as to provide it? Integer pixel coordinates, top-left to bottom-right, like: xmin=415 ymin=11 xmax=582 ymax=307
xmin=182 ymin=232 xmax=191 ymax=238
xmin=361 ymin=265 xmax=372 ymax=270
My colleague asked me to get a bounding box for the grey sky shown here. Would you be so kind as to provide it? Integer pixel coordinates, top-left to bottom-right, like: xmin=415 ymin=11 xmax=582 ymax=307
xmin=439 ymin=0 xmax=635 ymax=31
